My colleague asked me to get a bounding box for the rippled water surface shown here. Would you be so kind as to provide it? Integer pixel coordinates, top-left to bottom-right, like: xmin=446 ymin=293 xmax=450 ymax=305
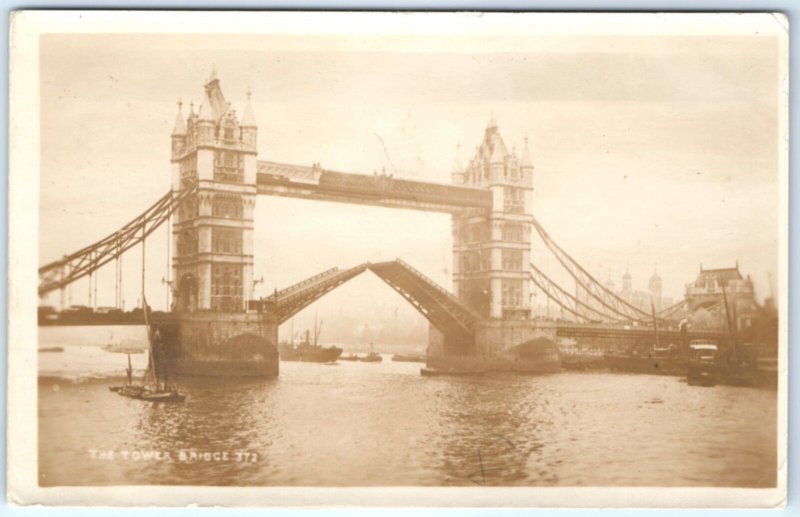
xmin=38 ymin=327 xmax=777 ymax=487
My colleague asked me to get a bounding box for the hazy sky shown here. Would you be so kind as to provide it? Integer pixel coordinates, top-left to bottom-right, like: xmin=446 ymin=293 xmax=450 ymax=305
xmin=38 ymin=28 xmax=782 ymax=328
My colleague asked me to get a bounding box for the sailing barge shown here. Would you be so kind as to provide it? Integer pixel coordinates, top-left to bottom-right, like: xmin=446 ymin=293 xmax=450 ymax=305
xmin=111 ymin=295 xmax=186 ymax=403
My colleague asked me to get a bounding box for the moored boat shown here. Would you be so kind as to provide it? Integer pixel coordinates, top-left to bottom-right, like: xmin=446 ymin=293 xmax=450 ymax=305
xmin=111 ymin=291 xmax=186 ymax=403
xmin=279 ymin=316 xmax=342 ymax=363
xmin=360 ymin=352 xmax=383 ymax=363
xmin=420 ymin=366 xmax=485 ymax=377
xmin=391 ymin=354 xmax=425 ymax=363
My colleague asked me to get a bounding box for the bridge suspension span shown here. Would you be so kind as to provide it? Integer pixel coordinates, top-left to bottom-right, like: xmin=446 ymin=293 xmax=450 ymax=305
xmin=528 ymin=261 xmax=627 ymax=324
xmin=529 ymin=217 xmax=676 ymax=325
xmin=38 ymin=184 xmax=197 ymax=297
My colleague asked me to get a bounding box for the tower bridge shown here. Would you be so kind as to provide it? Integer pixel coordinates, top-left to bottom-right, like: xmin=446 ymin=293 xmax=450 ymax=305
xmin=39 ymin=71 xmax=696 ymax=377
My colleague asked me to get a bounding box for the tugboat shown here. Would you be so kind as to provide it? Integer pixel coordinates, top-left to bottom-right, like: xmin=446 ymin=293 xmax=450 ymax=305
xmin=278 ymin=316 xmax=342 ymax=363
xmin=687 ymin=340 xmax=718 ymax=386
xmin=360 ymin=342 xmax=382 ymax=362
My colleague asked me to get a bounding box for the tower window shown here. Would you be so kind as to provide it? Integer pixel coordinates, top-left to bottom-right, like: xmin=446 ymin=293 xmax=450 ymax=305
xmin=502 ymin=223 xmax=525 ymax=242
xmin=211 ymin=228 xmax=243 ymax=254
xmin=504 ymin=187 xmax=524 ymax=213
xmin=178 ymin=194 xmax=199 ymax=222
xmin=211 ymin=263 xmax=243 ymax=312
xmin=180 ymin=155 xmax=197 ymax=187
xmin=177 ymin=228 xmax=198 ymax=257
xmin=502 ymin=249 xmax=523 ymax=271
xmin=212 ymin=194 xmax=243 ymax=219
xmin=214 ymin=151 xmax=244 ymax=183
xmin=502 ymin=279 xmax=522 ymax=307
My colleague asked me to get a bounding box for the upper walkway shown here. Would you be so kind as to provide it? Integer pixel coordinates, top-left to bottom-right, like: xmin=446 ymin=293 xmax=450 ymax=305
xmin=257 ymin=161 xmax=491 ymax=213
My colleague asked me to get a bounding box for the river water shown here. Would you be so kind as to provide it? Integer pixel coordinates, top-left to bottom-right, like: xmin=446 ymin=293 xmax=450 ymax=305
xmin=38 ymin=326 xmax=777 ymax=487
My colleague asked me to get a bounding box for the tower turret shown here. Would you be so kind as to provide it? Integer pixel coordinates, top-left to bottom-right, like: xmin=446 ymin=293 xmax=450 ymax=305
xmin=520 ymin=135 xmax=534 ymax=185
xmin=488 ymin=121 xmax=506 ymax=182
xmin=171 ymin=99 xmax=186 ymax=160
xmin=240 ymin=87 xmax=258 ymax=150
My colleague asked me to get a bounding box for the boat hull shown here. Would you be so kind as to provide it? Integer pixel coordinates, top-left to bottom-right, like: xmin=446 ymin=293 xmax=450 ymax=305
xmin=279 ymin=344 xmax=343 ymax=363
xmin=604 ymin=353 xmax=686 ymax=376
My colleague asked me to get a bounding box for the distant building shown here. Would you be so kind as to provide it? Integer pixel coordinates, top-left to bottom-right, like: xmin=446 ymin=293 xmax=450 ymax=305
xmin=685 ymin=263 xmax=759 ymax=333
xmin=608 ymin=266 xmax=672 ymax=316
xmin=566 ymin=266 xmax=671 ymax=322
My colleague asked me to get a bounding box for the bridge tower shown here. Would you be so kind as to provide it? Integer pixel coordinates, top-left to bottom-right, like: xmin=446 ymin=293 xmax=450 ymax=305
xmin=451 ymin=118 xmax=534 ymax=319
xmin=165 ymin=70 xmax=277 ymax=377
xmin=170 ymin=70 xmax=258 ymax=313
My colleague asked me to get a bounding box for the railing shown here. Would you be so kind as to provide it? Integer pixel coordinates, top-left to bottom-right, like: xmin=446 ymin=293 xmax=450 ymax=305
xmin=273 ymin=267 xmax=340 ymax=299
xmin=391 ymin=259 xmax=482 ymax=320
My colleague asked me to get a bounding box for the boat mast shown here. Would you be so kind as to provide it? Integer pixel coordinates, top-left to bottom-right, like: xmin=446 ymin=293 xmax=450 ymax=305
xmin=142 ymin=226 xmax=158 ymax=388
xmin=719 ymin=274 xmax=739 ymax=362
xmin=650 ymin=297 xmax=659 ymax=348
xmin=315 ymin=320 xmax=323 ymax=347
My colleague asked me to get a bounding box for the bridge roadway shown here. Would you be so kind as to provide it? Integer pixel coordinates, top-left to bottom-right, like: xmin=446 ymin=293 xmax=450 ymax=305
xmin=554 ymin=321 xmax=731 ymax=343
xmin=257 ymin=160 xmax=492 ymax=213
xmin=250 ymin=259 xmax=719 ymax=346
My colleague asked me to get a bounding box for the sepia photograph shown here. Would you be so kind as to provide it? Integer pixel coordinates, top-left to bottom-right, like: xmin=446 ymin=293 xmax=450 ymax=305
xmin=7 ymin=11 xmax=788 ymax=507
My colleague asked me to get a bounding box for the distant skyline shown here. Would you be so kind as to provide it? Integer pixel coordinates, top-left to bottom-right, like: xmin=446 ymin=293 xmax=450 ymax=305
xmin=38 ymin=29 xmax=782 ymax=327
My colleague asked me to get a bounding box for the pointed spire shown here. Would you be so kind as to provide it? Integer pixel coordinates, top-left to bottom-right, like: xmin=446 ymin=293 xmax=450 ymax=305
xmin=489 ymin=131 xmax=507 ymax=165
xmin=241 ymin=86 xmax=257 ymax=127
xmin=521 ymin=134 xmax=533 ymax=169
xmin=198 ymin=92 xmax=214 ymax=122
xmin=490 ymin=142 xmax=505 ymax=164
xmin=206 ymin=63 xmax=218 ymax=86
xmin=171 ymin=99 xmax=186 ymax=136
xmin=487 ymin=112 xmax=497 ymax=129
